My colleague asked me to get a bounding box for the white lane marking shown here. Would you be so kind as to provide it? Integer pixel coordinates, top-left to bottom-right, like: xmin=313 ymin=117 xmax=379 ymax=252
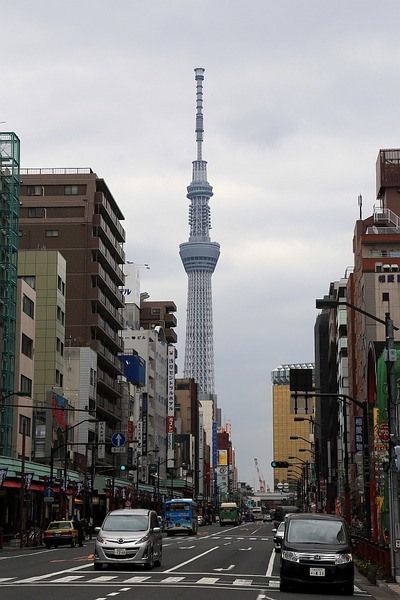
xmin=265 ymin=549 xmax=276 ymax=577
xmin=123 ymin=576 xmax=151 ymax=583
xmin=106 ymin=594 xmax=120 ymax=597
xmin=196 ymin=577 xmax=220 ymax=584
xmin=163 ymin=545 xmax=219 ymax=572
xmin=0 ymin=578 xmax=15 ymax=582
xmin=16 ymin=562 xmax=88 ymax=583
xmin=91 ymin=576 xmax=119 ymax=582
xmin=161 ymin=577 xmax=185 ymax=583
xmin=239 ymin=547 xmax=252 ymax=551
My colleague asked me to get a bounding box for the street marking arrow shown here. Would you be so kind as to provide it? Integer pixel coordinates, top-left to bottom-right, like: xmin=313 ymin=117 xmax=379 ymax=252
xmin=213 ymin=564 xmax=235 ymax=571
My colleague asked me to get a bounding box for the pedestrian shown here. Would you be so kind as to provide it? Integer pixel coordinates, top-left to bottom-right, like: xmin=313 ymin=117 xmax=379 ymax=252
xmin=74 ymin=515 xmax=84 ymax=547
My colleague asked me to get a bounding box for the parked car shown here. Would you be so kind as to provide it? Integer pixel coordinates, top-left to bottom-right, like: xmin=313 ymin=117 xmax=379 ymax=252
xmin=272 ymin=520 xmax=285 ymax=552
xmin=43 ymin=520 xmax=79 ymax=549
xmin=93 ymin=508 xmax=162 ymax=570
xmin=263 ymin=513 xmax=272 ymax=522
xmin=280 ymin=513 xmax=354 ymax=595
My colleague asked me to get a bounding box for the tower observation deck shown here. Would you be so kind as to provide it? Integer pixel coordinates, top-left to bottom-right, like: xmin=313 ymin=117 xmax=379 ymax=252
xmin=179 ymin=68 xmax=220 ymax=394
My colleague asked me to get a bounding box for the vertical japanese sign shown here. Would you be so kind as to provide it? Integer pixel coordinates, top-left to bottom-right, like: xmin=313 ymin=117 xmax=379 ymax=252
xmin=98 ymin=421 xmax=106 ymax=460
xmin=167 ymin=345 xmax=175 ymax=469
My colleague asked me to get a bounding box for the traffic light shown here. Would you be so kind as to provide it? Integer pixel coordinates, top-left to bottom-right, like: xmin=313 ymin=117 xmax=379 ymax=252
xmin=271 ymin=460 xmax=290 ymax=468
xmin=120 ymin=465 xmax=127 ymax=472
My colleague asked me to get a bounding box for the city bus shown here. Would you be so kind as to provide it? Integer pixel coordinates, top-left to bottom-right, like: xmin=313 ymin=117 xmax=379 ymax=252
xmin=219 ymin=502 xmax=240 ymax=526
xmin=163 ymin=498 xmax=198 ymax=536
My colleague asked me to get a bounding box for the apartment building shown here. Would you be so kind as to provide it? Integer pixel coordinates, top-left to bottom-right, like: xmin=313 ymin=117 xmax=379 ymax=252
xmin=18 ymin=169 xmax=126 ymax=466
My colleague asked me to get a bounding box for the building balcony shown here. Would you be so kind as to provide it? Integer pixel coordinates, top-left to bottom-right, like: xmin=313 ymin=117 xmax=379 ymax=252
xmin=93 ymin=194 xmax=125 ymax=243
xmin=91 ymin=237 xmax=124 ymax=286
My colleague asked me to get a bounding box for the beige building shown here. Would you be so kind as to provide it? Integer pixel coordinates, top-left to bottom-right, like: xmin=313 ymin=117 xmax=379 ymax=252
xmin=18 ymin=250 xmax=67 ymax=462
xmin=13 ymin=277 xmax=36 ymax=460
xmin=271 ymin=364 xmax=315 ymax=491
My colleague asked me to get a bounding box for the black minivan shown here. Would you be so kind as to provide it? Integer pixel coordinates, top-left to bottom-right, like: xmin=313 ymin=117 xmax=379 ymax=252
xmin=280 ymin=513 xmax=354 ymax=595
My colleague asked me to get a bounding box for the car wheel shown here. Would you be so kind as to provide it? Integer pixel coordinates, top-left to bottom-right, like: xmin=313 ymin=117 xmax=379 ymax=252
xmin=71 ymin=538 xmax=76 ymax=548
xmin=45 ymin=543 xmax=50 ymax=549
xmin=54 ymin=543 xmax=59 ymax=549
xmin=93 ymin=563 xmax=102 ymax=571
xmin=154 ymin=546 xmax=162 ymax=567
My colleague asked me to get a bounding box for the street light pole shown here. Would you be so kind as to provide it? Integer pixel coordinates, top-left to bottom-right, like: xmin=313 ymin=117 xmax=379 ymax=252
xmin=294 ymin=416 xmax=322 ymax=512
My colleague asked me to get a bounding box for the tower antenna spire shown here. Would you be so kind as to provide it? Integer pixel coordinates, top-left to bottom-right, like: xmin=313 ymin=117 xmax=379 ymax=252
xmin=194 ymin=67 xmax=205 ymax=162
xmin=179 ymin=68 xmax=220 ymax=395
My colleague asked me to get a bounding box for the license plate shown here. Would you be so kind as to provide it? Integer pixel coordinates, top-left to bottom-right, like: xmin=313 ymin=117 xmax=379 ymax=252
xmin=310 ymin=567 xmax=325 ymax=577
xmin=54 ymin=533 xmax=61 ymax=537
xmin=114 ymin=548 xmax=126 ymax=556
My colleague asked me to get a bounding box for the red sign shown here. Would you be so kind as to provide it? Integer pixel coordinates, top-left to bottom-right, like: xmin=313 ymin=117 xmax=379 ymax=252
xmin=378 ymin=422 xmax=390 ymax=442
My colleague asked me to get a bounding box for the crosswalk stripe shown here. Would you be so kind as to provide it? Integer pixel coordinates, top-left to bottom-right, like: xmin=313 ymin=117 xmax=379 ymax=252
xmin=124 ymin=576 xmax=151 ymax=583
xmin=161 ymin=577 xmax=185 ymax=583
xmin=90 ymin=576 xmax=118 ymax=582
xmin=196 ymin=577 xmax=220 ymax=584
xmin=233 ymin=578 xmax=252 ymax=586
xmin=51 ymin=576 xmax=85 ymax=583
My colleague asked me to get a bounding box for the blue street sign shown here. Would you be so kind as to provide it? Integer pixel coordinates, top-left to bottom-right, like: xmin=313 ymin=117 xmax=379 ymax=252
xmin=44 ymin=487 xmax=54 ymax=498
xmin=112 ymin=432 xmax=126 ymax=447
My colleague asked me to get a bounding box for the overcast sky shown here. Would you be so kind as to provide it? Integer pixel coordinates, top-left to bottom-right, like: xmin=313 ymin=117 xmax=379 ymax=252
xmin=4 ymin=0 xmax=400 ymax=489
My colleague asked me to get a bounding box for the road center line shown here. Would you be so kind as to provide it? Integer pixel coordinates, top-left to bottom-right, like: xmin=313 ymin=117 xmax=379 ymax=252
xmin=163 ymin=546 xmax=219 ymax=572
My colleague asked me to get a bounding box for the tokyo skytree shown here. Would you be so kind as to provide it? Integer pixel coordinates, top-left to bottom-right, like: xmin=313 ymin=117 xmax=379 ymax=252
xmin=179 ymin=68 xmax=220 ymax=394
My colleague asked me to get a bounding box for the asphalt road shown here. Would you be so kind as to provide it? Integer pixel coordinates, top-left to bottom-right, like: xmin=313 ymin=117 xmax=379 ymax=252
xmin=0 ymin=521 xmax=397 ymax=600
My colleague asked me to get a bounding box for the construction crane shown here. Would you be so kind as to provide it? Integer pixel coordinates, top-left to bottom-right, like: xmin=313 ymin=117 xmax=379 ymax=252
xmin=254 ymin=458 xmax=266 ymax=493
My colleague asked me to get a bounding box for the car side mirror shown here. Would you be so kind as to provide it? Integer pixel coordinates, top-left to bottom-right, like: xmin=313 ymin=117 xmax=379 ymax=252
xmin=272 ymin=528 xmax=277 ymax=533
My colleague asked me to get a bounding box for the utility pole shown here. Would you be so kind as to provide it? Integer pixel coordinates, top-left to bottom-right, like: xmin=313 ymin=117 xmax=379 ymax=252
xmin=386 ymin=313 xmax=400 ymax=581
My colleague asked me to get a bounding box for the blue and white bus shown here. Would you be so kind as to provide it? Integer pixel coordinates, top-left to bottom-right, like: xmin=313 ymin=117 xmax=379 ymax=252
xmin=163 ymin=498 xmax=198 ymax=536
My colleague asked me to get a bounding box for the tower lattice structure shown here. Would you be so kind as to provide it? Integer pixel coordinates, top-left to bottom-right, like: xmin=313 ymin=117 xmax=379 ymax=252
xmin=179 ymin=68 xmax=220 ymax=394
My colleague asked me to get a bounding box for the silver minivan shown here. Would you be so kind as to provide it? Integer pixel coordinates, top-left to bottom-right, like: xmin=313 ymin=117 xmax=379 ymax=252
xmin=93 ymin=508 xmax=162 ymax=570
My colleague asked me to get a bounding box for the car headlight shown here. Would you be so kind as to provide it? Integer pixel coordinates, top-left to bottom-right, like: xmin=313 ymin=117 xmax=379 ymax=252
xmin=281 ymin=550 xmax=300 ymax=563
xmin=96 ymin=534 xmax=107 ymax=544
xmin=136 ymin=532 xmax=151 ymax=544
xmin=336 ymin=553 xmax=353 ymax=564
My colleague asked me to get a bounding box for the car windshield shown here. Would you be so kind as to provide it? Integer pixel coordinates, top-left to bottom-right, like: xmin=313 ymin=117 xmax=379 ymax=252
xmin=102 ymin=514 xmax=148 ymax=532
xmin=287 ymin=519 xmax=347 ymax=544
xmin=48 ymin=522 xmax=71 ymax=530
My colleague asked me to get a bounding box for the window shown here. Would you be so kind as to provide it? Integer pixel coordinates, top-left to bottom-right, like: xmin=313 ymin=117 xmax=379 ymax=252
xmin=20 ymin=375 xmax=32 ymax=395
xmin=57 ymin=276 xmax=65 ymax=295
xmin=56 ymin=337 xmax=64 ymax=356
xmin=64 ymin=185 xmax=78 ymax=195
xmin=45 ymin=230 xmax=59 ymax=237
xmin=22 ymin=294 xmax=34 ymax=318
xmin=21 ymin=334 xmax=33 ymax=358
xmin=19 ymin=415 xmax=31 ymax=436
xmin=55 ymin=370 xmax=63 ymax=387
xmin=28 ymin=207 xmax=46 ymax=218
xmin=27 ymin=185 xmax=43 ymax=196
xmin=57 ymin=305 xmax=65 ymax=325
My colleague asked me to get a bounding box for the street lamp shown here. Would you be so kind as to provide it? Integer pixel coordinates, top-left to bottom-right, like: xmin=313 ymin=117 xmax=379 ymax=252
xmin=316 ymin=297 xmax=397 ymax=576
